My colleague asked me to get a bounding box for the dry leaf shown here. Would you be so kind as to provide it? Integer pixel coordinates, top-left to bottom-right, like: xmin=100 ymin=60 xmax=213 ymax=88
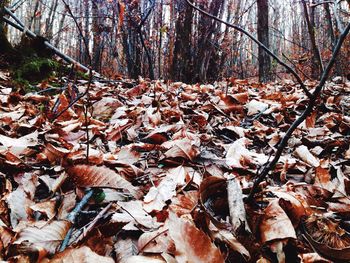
xmin=66 ymin=165 xmax=141 ymax=199
xmin=260 ymin=200 xmax=296 ymax=243
xmin=294 ymin=145 xmax=320 ymax=167
xmin=227 ymin=176 xmax=250 ymax=232
xmin=0 ymin=131 xmax=38 ymax=156
xmin=47 ymin=246 xmax=114 ymax=263
xmin=12 ymin=220 xmax=71 ymax=254
xmin=168 ymin=213 xmax=224 ymax=263
xmin=111 ymin=200 xmax=160 ymax=230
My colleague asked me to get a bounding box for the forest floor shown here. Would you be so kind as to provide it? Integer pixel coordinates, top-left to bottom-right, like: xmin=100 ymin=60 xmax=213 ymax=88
xmin=0 ymin=69 xmax=350 ymax=262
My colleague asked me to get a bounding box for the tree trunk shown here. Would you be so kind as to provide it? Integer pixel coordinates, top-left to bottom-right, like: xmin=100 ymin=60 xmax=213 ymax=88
xmin=92 ymin=0 xmax=102 ymax=71
xmin=0 ymin=0 xmax=12 ymax=54
xmin=257 ymin=0 xmax=271 ymax=82
xmin=301 ymin=0 xmax=323 ymax=79
xmin=194 ymin=0 xmax=224 ymax=82
xmin=172 ymin=0 xmax=193 ymax=82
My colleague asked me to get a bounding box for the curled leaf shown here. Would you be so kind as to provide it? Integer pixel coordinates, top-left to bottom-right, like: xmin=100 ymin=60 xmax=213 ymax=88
xmin=302 ymin=214 xmax=350 ymax=262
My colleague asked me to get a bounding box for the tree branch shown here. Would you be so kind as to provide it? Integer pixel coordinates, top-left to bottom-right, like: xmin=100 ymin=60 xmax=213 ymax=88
xmin=59 ymin=189 xmax=94 ymax=252
xmin=61 ymin=0 xmax=93 ymax=163
xmin=246 ymin=21 xmax=350 ymax=202
xmin=186 ymin=0 xmax=313 ymax=99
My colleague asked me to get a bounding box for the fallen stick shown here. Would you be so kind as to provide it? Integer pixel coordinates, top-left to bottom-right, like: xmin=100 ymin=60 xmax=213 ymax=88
xmin=59 ymin=189 xmax=94 ymax=252
xmin=1 ymin=7 xmax=90 ymax=73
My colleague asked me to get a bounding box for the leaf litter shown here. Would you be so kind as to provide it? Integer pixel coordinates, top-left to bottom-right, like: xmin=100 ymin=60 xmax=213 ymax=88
xmin=0 ymin=75 xmax=350 ymax=262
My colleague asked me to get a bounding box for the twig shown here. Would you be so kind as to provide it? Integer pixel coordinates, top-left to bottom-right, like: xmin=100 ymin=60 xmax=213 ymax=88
xmin=72 ymin=203 xmax=113 ymax=245
xmin=282 ymin=53 xmax=311 ymax=80
xmin=59 ymin=189 xmax=94 ymax=252
xmin=61 ymin=0 xmax=93 ymax=163
xmin=185 ymin=0 xmax=313 ymax=99
xmin=246 ymin=21 xmax=350 ymax=202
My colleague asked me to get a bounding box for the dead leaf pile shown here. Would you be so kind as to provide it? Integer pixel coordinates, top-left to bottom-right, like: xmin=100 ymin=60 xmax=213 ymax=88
xmin=0 ymin=75 xmax=350 ymax=262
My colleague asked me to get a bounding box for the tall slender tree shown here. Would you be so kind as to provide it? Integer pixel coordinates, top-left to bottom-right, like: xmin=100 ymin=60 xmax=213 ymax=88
xmin=172 ymin=0 xmax=193 ymax=82
xmin=257 ymin=0 xmax=271 ymax=82
xmin=0 ymin=0 xmax=12 ymax=54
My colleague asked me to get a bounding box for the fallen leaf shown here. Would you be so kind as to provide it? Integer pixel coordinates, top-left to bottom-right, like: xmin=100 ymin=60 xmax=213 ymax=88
xmin=111 ymin=200 xmax=160 ymax=230
xmin=227 ymin=175 xmax=250 ymax=232
xmin=294 ymin=145 xmax=320 ymax=167
xmin=66 ymin=165 xmax=141 ymax=199
xmin=0 ymin=131 xmax=38 ymax=156
xmin=168 ymin=213 xmax=224 ymax=263
xmin=246 ymin=100 xmax=268 ymax=116
xmin=47 ymin=246 xmax=114 ymax=263
xmin=260 ymin=200 xmax=296 ymax=243
xmin=12 ymin=220 xmax=71 ymax=254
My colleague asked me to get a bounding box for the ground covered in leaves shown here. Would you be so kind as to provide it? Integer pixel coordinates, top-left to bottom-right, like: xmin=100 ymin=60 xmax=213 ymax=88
xmin=0 ymin=70 xmax=350 ymax=262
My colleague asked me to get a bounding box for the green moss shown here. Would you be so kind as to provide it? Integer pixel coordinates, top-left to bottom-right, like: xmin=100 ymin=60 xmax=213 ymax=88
xmin=13 ymin=58 xmax=59 ymax=91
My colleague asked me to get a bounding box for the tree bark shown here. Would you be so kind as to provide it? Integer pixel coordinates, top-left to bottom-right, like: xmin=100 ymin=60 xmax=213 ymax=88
xmin=302 ymin=0 xmax=323 ymax=79
xmin=257 ymin=0 xmax=271 ymax=82
xmin=172 ymin=0 xmax=193 ymax=82
xmin=0 ymin=0 xmax=12 ymax=54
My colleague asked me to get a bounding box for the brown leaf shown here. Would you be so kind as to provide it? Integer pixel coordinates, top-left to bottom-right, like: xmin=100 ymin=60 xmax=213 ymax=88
xmin=302 ymin=214 xmax=350 ymax=262
xmin=163 ymin=138 xmax=199 ymax=161
xmin=0 ymin=131 xmax=38 ymax=156
xmin=66 ymin=165 xmax=141 ymax=199
xmin=47 ymin=246 xmax=114 ymax=263
xmin=260 ymin=200 xmax=296 ymax=243
xmin=168 ymin=213 xmax=224 ymax=263
xmin=12 ymin=220 xmax=71 ymax=254
xmin=138 ymin=225 xmax=171 ymax=253
xmin=208 ymin=221 xmax=250 ymax=260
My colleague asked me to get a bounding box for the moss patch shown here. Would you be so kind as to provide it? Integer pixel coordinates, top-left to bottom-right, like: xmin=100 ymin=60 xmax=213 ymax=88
xmin=13 ymin=58 xmax=59 ymax=90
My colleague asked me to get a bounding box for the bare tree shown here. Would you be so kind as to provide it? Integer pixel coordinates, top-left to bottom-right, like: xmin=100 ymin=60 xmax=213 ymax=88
xmin=257 ymin=0 xmax=271 ymax=82
xmin=302 ymin=0 xmax=324 ymax=79
xmin=172 ymin=0 xmax=193 ymax=82
xmin=185 ymin=0 xmax=350 ymax=202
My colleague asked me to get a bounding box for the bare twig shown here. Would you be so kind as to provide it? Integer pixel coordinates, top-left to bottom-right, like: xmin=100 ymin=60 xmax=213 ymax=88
xmin=310 ymin=1 xmax=334 ymax=8
xmin=72 ymin=202 xmax=113 ymax=245
xmin=186 ymin=0 xmax=313 ymax=99
xmin=59 ymin=189 xmax=94 ymax=252
xmin=282 ymin=53 xmax=311 ymax=80
xmin=61 ymin=0 xmax=93 ymax=163
xmin=247 ymin=21 xmax=350 ymax=202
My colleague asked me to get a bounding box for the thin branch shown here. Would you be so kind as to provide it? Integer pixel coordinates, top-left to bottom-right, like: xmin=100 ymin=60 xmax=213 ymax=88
xmin=310 ymin=1 xmax=334 ymax=8
xmin=186 ymin=0 xmax=313 ymax=99
xmin=61 ymin=0 xmax=93 ymax=163
xmin=59 ymin=189 xmax=94 ymax=252
xmin=72 ymin=203 xmax=113 ymax=245
xmin=282 ymin=53 xmax=311 ymax=80
xmin=246 ymin=21 xmax=350 ymax=202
